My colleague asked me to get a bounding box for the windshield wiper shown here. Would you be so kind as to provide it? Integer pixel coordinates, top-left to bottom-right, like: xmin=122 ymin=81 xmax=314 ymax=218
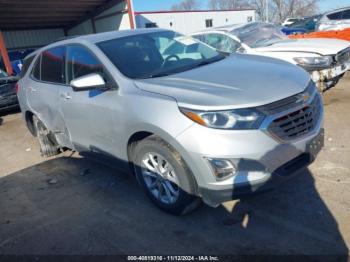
xmin=148 ymin=72 xmax=171 ymax=78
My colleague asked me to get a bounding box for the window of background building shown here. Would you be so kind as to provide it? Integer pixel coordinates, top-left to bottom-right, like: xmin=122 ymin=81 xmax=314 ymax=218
xmin=205 ymin=19 xmax=213 ymax=28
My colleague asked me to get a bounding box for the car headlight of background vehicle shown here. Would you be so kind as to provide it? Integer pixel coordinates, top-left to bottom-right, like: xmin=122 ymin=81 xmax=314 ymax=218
xmin=180 ymin=108 xmax=265 ymax=130
xmin=293 ymin=56 xmax=333 ymax=69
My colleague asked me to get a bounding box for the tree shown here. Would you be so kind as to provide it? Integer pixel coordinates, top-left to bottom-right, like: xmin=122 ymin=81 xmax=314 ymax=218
xmin=249 ymin=0 xmax=320 ymax=23
xmin=171 ymin=0 xmax=201 ymax=11
xmin=248 ymin=0 xmax=275 ymax=21
xmin=208 ymin=0 xmax=250 ymax=10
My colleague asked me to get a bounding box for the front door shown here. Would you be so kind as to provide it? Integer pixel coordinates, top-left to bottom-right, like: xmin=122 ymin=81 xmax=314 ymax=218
xmin=59 ymin=44 xmax=121 ymax=158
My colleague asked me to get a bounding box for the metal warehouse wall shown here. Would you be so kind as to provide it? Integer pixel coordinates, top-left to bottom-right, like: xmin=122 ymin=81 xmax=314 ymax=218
xmin=67 ymin=1 xmax=130 ymax=36
xmin=136 ymin=10 xmax=256 ymax=34
xmin=3 ymin=29 xmax=65 ymax=50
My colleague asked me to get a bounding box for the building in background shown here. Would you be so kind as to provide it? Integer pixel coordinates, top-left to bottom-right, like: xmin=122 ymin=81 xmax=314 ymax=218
xmin=135 ymin=9 xmax=256 ymax=34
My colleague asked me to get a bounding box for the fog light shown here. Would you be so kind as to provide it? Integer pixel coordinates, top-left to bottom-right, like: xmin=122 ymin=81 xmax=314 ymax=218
xmin=206 ymin=158 xmax=237 ymax=181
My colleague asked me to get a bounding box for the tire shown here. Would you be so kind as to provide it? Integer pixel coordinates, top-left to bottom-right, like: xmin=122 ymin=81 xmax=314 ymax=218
xmin=33 ymin=115 xmax=60 ymax=157
xmin=132 ymin=136 xmax=200 ymax=215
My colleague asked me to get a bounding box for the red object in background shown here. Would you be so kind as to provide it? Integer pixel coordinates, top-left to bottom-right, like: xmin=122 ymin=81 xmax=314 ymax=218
xmin=126 ymin=0 xmax=135 ymax=29
xmin=0 ymin=31 xmax=13 ymax=76
xmin=289 ymin=28 xmax=350 ymax=41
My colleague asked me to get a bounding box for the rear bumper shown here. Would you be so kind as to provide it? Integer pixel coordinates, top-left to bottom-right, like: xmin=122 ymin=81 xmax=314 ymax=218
xmin=0 ymin=96 xmax=19 ymax=112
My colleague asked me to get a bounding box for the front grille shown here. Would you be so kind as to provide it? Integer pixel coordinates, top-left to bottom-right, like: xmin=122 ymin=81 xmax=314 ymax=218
xmin=259 ymin=81 xmax=315 ymax=115
xmin=336 ymin=48 xmax=350 ymax=65
xmin=267 ymin=94 xmax=321 ymax=141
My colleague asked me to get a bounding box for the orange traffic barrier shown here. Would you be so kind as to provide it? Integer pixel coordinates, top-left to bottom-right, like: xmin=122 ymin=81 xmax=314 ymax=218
xmin=289 ymin=28 xmax=350 ymax=41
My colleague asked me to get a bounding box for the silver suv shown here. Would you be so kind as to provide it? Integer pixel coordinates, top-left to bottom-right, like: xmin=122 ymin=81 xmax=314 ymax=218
xmin=17 ymin=29 xmax=324 ymax=215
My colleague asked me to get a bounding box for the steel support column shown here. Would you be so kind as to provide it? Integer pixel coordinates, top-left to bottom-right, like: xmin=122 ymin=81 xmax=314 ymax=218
xmin=126 ymin=0 xmax=135 ymax=29
xmin=0 ymin=31 xmax=13 ymax=75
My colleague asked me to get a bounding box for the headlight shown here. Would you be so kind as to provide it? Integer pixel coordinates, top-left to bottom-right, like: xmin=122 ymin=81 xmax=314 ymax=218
xmin=180 ymin=107 xmax=265 ymax=130
xmin=293 ymin=56 xmax=333 ymax=69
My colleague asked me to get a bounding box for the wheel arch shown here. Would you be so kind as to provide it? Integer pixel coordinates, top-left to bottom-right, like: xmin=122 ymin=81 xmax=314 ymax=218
xmin=25 ymin=110 xmax=36 ymax=136
xmin=126 ymin=129 xmax=200 ymax=195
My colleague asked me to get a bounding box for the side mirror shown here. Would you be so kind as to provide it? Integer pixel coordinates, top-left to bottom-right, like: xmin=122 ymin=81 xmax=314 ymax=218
xmin=236 ymin=45 xmax=246 ymax=54
xmin=70 ymin=73 xmax=107 ymax=91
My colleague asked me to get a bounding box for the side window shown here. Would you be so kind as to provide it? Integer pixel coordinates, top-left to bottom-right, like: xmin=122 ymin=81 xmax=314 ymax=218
xmin=66 ymin=45 xmax=105 ymax=83
xmin=200 ymin=33 xmax=240 ymax=53
xmin=32 ymin=55 xmax=41 ymax=80
xmin=327 ymin=11 xmax=343 ymax=20
xmin=342 ymin=9 xmax=350 ymax=20
xmin=41 ymin=46 xmax=66 ymax=84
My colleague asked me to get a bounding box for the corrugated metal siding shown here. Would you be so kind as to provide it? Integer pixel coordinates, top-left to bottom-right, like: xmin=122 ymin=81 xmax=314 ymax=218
xmin=95 ymin=14 xmax=130 ymax=32
xmin=3 ymin=29 xmax=65 ymax=50
xmin=95 ymin=1 xmax=126 ymax=18
xmin=68 ymin=20 xmax=94 ymax=36
xmin=67 ymin=1 xmax=129 ymax=35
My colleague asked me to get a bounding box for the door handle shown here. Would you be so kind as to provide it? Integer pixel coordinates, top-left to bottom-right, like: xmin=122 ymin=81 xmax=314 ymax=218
xmin=60 ymin=93 xmax=72 ymax=100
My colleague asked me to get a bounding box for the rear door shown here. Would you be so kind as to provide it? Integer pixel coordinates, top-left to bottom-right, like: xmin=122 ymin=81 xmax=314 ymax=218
xmin=27 ymin=46 xmax=68 ymax=141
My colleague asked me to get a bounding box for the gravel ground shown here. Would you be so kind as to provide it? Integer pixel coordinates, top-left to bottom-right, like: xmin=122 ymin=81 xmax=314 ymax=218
xmin=0 ymin=74 xmax=349 ymax=256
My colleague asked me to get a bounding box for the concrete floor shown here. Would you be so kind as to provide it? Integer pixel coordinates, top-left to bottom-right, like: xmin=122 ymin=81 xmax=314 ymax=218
xmin=0 ymin=75 xmax=349 ymax=256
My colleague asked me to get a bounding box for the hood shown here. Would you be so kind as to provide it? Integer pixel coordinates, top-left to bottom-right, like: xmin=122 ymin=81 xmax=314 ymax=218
xmin=255 ymin=38 xmax=350 ymax=55
xmin=134 ymin=54 xmax=310 ymax=110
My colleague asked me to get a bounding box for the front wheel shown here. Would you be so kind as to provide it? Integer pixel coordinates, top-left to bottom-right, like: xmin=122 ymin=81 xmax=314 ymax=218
xmin=132 ymin=136 xmax=200 ymax=215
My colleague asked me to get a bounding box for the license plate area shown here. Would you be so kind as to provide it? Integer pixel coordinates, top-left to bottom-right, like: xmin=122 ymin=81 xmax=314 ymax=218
xmin=307 ymin=128 xmax=324 ymax=160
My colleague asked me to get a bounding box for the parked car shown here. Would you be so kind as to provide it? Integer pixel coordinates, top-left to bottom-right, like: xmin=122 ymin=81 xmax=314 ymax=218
xmin=289 ymin=27 xmax=350 ymax=42
xmin=316 ymin=6 xmax=350 ymax=31
xmin=283 ymin=15 xmax=322 ymax=34
xmin=18 ymin=29 xmax=324 ymax=215
xmin=282 ymin=18 xmax=302 ymax=26
xmin=281 ymin=26 xmax=307 ymax=36
xmin=0 ymin=49 xmax=35 ymax=75
xmin=192 ymin=22 xmax=350 ymax=91
xmin=0 ymin=69 xmax=19 ymax=113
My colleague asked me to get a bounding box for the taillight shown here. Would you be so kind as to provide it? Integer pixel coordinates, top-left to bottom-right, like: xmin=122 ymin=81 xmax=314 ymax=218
xmin=15 ymin=83 xmax=20 ymax=94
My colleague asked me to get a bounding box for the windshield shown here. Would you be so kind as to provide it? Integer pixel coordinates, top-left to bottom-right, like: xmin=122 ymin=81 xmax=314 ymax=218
xmin=231 ymin=23 xmax=290 ymax=48
xmin=97 ymin=30 xmax=224 ymax=79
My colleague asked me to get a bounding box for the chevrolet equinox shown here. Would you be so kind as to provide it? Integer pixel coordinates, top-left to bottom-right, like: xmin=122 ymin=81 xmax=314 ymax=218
xmin=17 ymin=29 xmax=324 ymax=215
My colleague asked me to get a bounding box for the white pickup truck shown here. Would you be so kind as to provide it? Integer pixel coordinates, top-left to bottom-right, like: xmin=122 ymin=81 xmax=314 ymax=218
xmin=192 ymin=22 xmax=350 ymax=92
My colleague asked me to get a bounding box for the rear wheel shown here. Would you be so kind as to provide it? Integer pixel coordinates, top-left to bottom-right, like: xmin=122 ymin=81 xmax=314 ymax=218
xmin=132 ymin=136 xmax=200 ymax=215
xmin=33 ymin=115 xmax=60 ymax=157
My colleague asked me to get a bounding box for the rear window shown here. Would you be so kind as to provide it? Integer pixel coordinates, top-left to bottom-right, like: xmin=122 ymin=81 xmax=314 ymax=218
xmin=32 ymin=55 xmax=41 ymax=80
xmin=19 ymin=55 xmax=35 ymax=78
xmin=342 ymin=9 xmax=350 ymax=20
xmin=327 ymin=11 xmax=343 ymax=20
xmin=32 ymin=46 xmax=66 ymax=84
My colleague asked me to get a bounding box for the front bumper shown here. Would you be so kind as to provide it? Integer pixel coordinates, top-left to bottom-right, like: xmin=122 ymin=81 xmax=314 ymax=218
xmin=200 ymin=150 xmax=319 ymax=206
xmin=310 ymin=64 xmax=347 ymax=91
xmin=175 ymin=93 xmax=324 ymax=207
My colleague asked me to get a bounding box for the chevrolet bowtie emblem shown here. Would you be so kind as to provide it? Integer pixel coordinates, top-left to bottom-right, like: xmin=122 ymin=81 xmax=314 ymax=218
xmin=297 ymin=93 xmax=310 ymax=103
